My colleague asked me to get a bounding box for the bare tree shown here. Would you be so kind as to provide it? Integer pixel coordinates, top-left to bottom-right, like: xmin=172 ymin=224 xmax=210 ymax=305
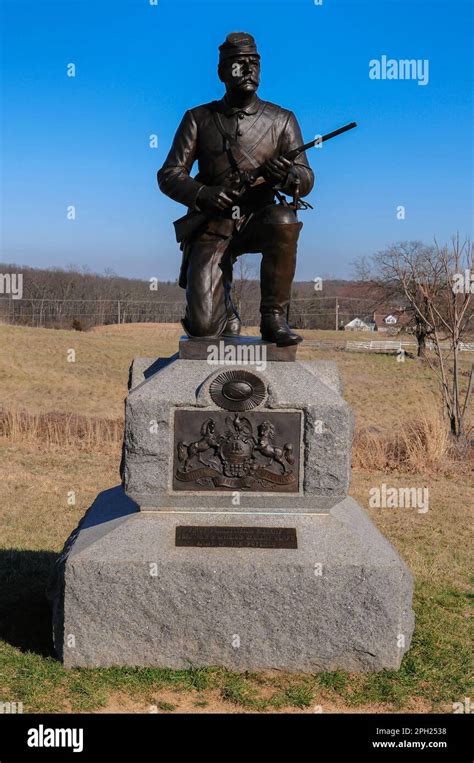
xmin=357 ymin=237 xmax=473 ymax=438
xmin=353 ymin=242 xmax=433 ymax=356
xmin=417 ymin=236 xmax=473 ymax=438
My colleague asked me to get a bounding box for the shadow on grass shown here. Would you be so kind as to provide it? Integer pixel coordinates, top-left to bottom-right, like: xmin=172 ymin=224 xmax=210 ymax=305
xmin=0 ymin=488 xmax=138 ymax=661
xmin=0 ymin=548 xmax=57 ymax=658
xmin=0 ymin=485 xmax=138 ymax=657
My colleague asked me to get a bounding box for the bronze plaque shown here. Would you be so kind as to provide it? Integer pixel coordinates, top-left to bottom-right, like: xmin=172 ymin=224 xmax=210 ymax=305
xmin=173 ymin=409 xmax=301 ymax=492
xmin=176 ymin=526 xmax=297 ymax=549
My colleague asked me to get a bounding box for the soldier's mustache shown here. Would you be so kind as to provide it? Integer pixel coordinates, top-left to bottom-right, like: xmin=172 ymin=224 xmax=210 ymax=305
xmin=237 ymin=77 xmax=258 ymax=85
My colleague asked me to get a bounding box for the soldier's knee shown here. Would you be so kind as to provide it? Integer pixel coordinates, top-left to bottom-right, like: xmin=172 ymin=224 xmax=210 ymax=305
xmin=185 ymin=317 xmax=213 ymax=337
xmin=257 ymin=204 xmax=302 ymax=251
xmin=259 ymin=204 xmax=299 ymax=225
xmin=183 ymin=312 xmax=225 ymax=338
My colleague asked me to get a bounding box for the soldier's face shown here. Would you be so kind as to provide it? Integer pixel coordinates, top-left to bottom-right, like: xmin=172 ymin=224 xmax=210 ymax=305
xmin=219 ymin=55 xmax=260 ymax=95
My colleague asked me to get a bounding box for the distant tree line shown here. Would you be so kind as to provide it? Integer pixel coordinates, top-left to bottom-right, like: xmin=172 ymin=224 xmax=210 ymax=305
xmin=0 ymin=261 xmax=382 ymax=331
xmin=0 ymin=264 xmax=185 ymax=329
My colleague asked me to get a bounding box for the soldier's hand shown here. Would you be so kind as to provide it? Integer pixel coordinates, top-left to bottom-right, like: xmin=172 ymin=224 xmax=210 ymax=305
xmin=197 ymin=185 xmax=240 ymax=213
xmin=262 ymin=156 xmax=293 ymax=183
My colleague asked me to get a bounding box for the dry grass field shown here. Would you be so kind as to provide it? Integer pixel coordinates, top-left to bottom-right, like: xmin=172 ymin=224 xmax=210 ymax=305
xmin=0 ymin=322 xmax=472 ymax=713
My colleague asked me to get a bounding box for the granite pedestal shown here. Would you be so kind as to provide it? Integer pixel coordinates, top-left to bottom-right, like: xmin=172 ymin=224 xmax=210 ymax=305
xmin=52 ymin=337 xmax=415 ymax=670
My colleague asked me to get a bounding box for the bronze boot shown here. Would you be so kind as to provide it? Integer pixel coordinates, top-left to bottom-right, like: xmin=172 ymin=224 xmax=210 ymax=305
xmin=259 ymin=209 xmax=303 ymax=346
xmin=260 ymin=311 xmax=303 ymax=346
xmin=222 ymin=297 xmax=242 ymax=337
xmin=222 ymin=314 xmax=242 ymax=337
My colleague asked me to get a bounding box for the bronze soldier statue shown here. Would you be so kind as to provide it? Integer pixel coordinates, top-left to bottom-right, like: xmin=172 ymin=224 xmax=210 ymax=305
xmin=158 ymin=31 xmax=314 ymax=346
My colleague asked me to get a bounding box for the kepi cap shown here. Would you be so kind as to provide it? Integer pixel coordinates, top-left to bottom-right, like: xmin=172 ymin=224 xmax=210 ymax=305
xmin=219 ymin=32 xmax=260 ymax=62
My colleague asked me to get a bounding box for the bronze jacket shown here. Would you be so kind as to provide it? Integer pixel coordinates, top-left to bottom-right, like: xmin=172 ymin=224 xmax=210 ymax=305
xmin=157 ymin=95 xmax=314 ymax=236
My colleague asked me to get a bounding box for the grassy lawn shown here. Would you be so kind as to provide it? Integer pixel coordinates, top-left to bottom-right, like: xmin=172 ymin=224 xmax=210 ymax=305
xmin=0 ymin=323 xmax=472 ymax=713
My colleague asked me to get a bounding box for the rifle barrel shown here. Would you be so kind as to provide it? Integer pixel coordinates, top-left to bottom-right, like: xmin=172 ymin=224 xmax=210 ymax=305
xmin=288 ymin=121 xmax=357 ymax=158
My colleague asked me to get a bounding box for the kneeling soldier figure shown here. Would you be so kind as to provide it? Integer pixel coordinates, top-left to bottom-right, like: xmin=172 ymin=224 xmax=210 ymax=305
xmin=158 ymin=31 xmax=314 ymax=346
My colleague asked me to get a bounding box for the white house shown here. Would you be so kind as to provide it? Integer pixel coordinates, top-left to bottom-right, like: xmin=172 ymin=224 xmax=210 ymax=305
xmin=373 ymin=309 xmax=411 ymax=333
xmin=344 ymin=317 xmax=371 ymax=331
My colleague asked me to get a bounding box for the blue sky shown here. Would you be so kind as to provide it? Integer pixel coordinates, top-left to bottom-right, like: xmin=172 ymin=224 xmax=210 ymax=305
xmin=1 ymin=0 xmax=472 ymax=281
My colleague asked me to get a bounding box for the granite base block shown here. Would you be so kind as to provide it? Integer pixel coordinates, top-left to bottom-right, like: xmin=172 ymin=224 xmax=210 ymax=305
xmin=52 ymin=486 xmax=414 ymax=672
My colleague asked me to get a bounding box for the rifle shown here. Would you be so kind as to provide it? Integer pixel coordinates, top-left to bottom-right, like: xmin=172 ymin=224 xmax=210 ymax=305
xmin=173 ymin=121 xmax=357 ymax=244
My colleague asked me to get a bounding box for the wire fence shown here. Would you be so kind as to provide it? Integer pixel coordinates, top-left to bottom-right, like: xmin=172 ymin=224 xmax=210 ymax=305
xmin=0 ymin=296 xmax=364 ymax=330
xmin=0 ymin=298 xmax=187 ymax=328
xmin=3 ymin=296 xmax=470 ymax=334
